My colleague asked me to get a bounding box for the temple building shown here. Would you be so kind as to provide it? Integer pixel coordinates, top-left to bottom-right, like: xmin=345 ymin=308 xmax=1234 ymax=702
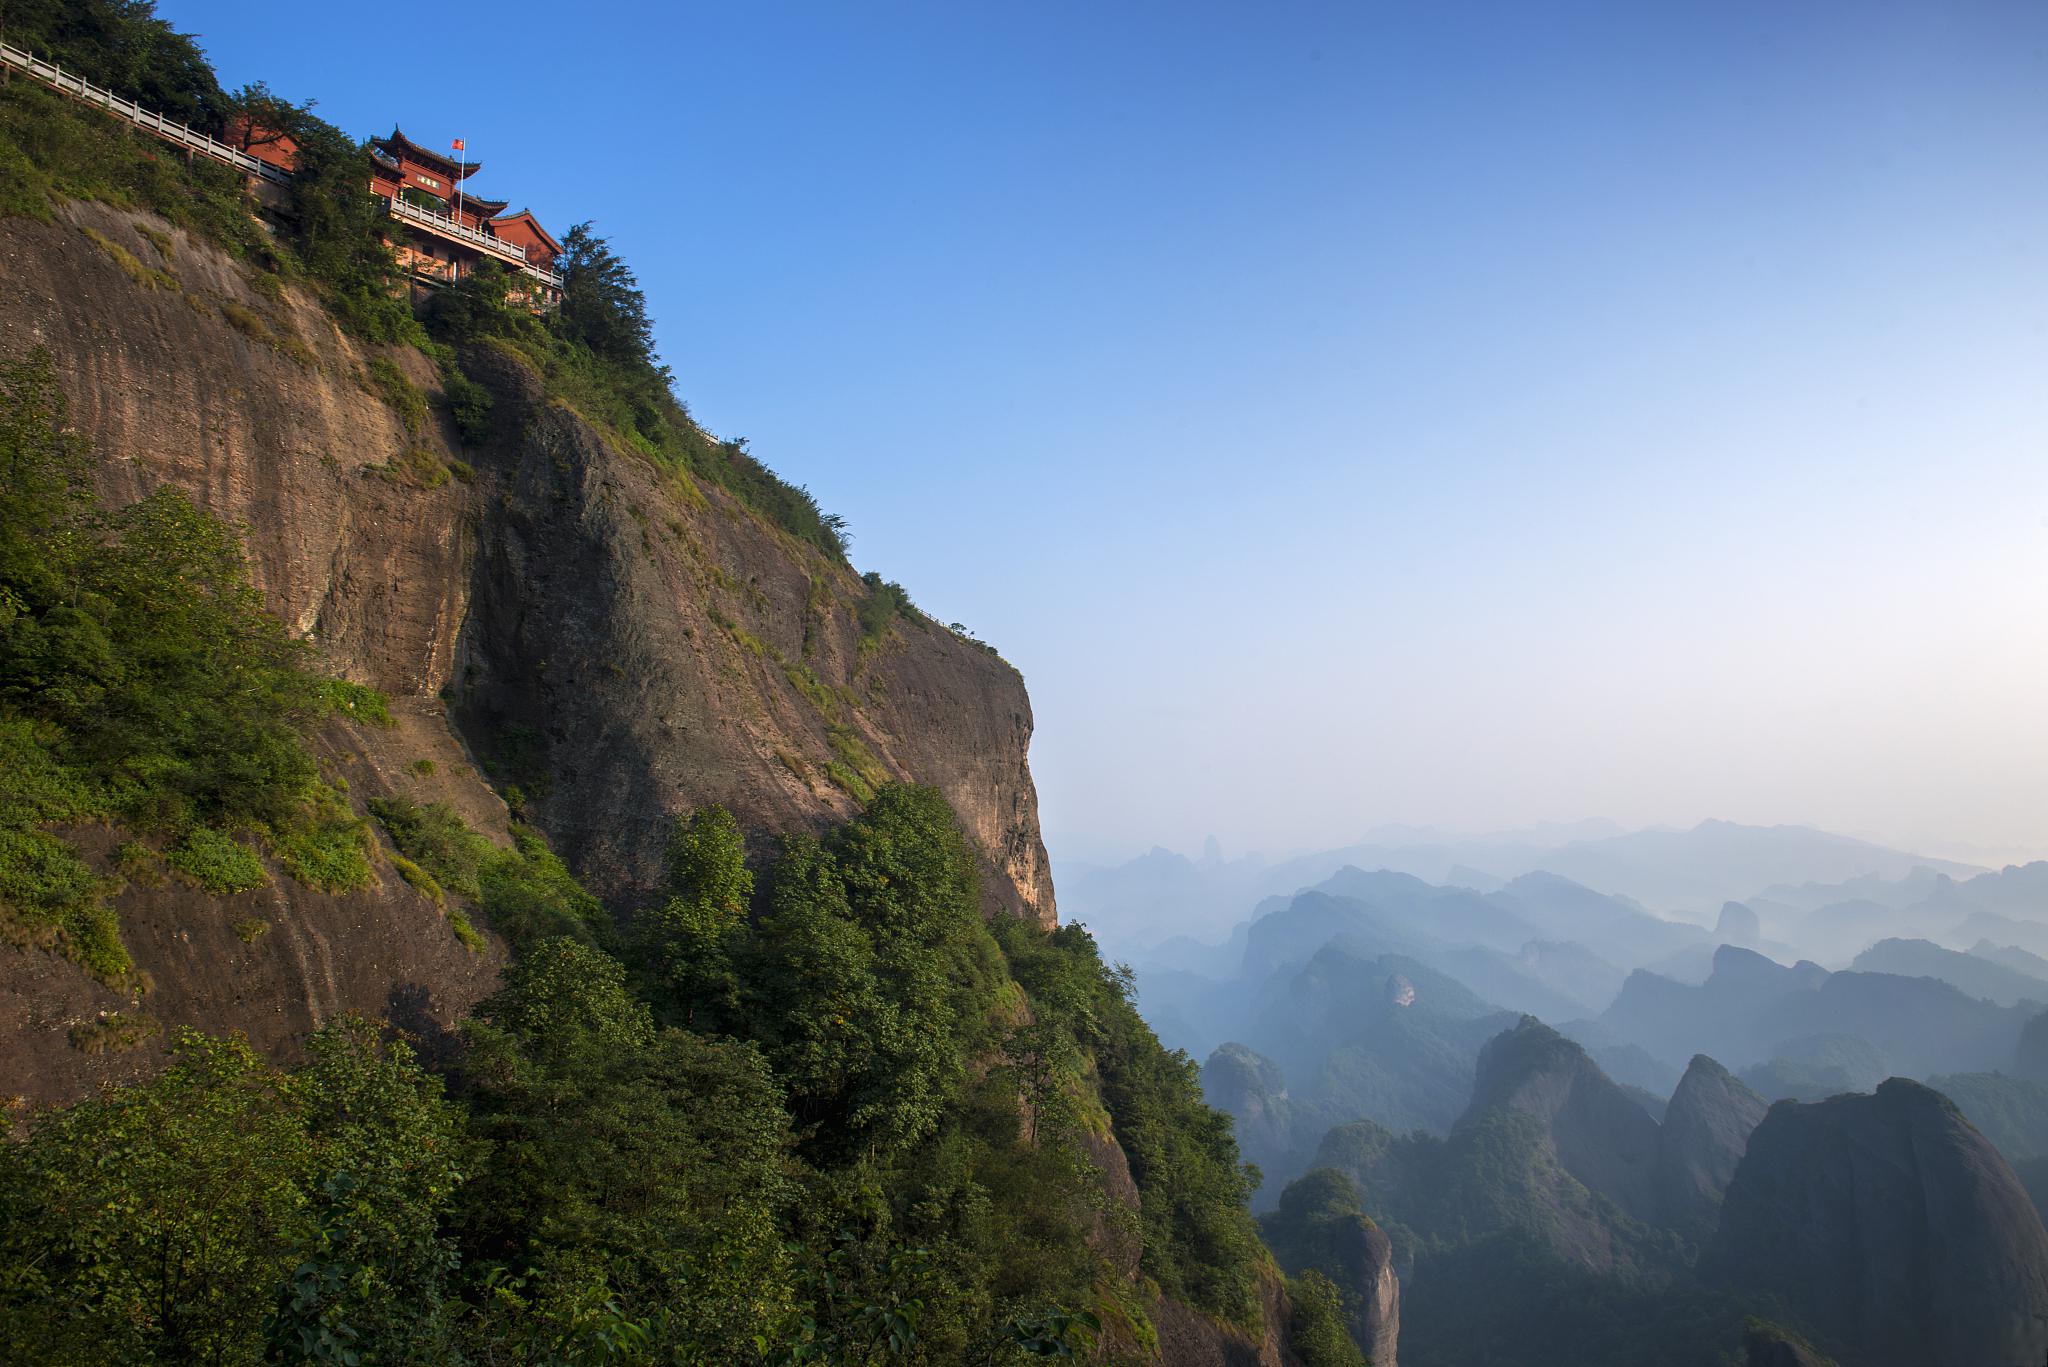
xmin=368 ymin=129 xmax=563 ymax=306
xmin=225 ymin=119 xmax=564 ymax=309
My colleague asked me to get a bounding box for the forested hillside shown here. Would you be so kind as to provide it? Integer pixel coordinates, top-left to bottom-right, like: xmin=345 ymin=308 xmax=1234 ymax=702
xmin=0 ymin=3 xmax=1343 ymax=1361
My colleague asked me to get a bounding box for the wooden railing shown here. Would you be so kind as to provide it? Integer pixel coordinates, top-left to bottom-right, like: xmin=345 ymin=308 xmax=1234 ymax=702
xmin=1 ymin=42 xmax=564 ymax=291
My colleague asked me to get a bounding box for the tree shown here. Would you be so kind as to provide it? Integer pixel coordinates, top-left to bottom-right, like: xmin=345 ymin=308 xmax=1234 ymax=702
xmin=222 ymin=80 xmax=311 ymax=152
xmin=455 ymin=938 xmax=797 ymax=1360
xmin=665 ymin=805 xmax=753 ymax=931
xmin=0 ymin=1021 xmax=467 ymax=1367
xmin=555 ymin=222 xmax=659 ymax=370
xmin=281 ymin=115 xmax=413 ymax=341
xmin=1 ymin=0 xmax=227 ymax=128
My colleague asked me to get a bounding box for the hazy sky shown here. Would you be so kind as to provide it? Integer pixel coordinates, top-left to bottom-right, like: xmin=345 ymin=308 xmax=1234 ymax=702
xmin=174 ymin=1 xmax=2048 ymax=866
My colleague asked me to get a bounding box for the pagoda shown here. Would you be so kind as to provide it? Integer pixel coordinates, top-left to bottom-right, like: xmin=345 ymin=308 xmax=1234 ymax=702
xmin=368 ymin=128 xmax=564 ymax=306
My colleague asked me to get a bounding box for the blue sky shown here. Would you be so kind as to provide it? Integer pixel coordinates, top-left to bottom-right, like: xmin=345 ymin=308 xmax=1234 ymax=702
xmin=170 ymin=1 xmax=2048 ymax=865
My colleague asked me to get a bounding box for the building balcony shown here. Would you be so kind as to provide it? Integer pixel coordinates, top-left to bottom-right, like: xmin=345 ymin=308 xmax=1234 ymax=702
xmin=384 ymin=195 xmax=564 ymax=288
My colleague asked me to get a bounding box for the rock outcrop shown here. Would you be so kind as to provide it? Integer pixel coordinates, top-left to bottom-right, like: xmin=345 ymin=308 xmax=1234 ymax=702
xmin=1654 ymin=1053 xmax=1768 ymax=1238
xmin=1467 ymin=1016 xmax=1663 ymax=1223
xmin=1260 ymin=1168 xmax=1400 ymax=1367
xmin=1707 ymin=1077 xmax=2048 ymax=1367
xmin=1714 ymin=901 xmax=1761 ymax=944
xmin=0 ymin=197 xmax=1056 ymax=1103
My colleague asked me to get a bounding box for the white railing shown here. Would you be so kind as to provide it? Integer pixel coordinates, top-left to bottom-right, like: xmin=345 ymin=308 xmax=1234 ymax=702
xmin=386 ymin=196 xmax=564 ymax=287
xmin=0 ymin=42 xmax=291 ymax=185
xmin=2 ymin=42 xmax=564 ymax=290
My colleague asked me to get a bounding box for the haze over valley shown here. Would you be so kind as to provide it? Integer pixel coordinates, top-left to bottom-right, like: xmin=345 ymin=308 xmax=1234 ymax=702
xmin=1064 ymin=816 xmax=2048 ymax=1362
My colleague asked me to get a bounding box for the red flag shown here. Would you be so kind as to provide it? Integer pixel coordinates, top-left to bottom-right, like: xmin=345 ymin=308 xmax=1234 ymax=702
xmin=452 ymin=138 xmax=465 ymax=152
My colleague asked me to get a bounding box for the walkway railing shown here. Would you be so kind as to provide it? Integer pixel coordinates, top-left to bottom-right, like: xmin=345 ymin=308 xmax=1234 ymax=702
xmin=388 ymin=195 xmax=564 ymax=286
xmin=2 ymin=42 xmax=564 ymax=290
xmin=1 ymin=42 xmax=291 ymax=184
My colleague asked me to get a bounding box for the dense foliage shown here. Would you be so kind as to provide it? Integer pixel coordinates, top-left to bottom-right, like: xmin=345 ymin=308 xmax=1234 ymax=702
xmin=0 ymin=782 xmax=1274 ymax=1362
xmin=0 ymin=1019 xmax=467 ymax=1365
xmin=0 ymin=0 xmax=226 ymax=126
xmin=0 ymin=352 xmax=379 ymax=981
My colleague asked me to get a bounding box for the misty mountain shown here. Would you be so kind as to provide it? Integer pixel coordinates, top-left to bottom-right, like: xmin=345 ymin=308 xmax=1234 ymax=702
xmin=1973 ymin=938 xmax=2048 ymax=978
xmin=1749 ymin=865 xmax=1953 ymax=914
xmin=1067 ymin=820 xmax=1987 ymax=960
xmin=1756 ymin=860 xmax=2048 ymax=965
xmin=1707 ymin=1079 xmax=2048 ymax=1366
xmin=1525 ymin=820 xmax=1981 ymax=918
xmin=1241 ymin=944 xmax=1516 ymax=1138
xmin=1737 ymin=1032 xmax=1890 ymax=1101
xmin=1848 ymin=936 xmax=2048 ymax=1008
xmin=1485 ymin=871 xmax=1706 ymax=970
xmin=1922 ymin=1071 xmax=2048 ymax=1165
xmin=1316 ymin=1020 xmax=1768 ymax=1266
xmin=1788 ymin=897 xmax=1922 ymax=964
xmin=1601 ymin=943 xmax=2039 ymax=1079
xmin=1951 ymin=912 xmax=2048 ymax=958
xmin=1319 ymin=867 xmax=1545 ymax=954
xmin=1655 ymin=1055 xmax=1770 ymax=1241
xmin=1257 ymin=1170 xmax=1402 ymax=1367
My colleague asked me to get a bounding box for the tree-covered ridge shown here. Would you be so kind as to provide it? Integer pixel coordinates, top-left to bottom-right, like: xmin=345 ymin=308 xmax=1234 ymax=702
xmin=0 ymin=0 xmax=852 ymax=561
xmin=0 ymin=783 xmax=1273 ymax=1362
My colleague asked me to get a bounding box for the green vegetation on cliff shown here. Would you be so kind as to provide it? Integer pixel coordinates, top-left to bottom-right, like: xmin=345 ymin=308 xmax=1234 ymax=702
xmin=3 ymin=0 xmax=853 ymax=559
xmin=0 ymin=351 xmax=1266 ymax=1352
xmin=0 ymin=786 xmax=1272 ymax=1363
xmin=0 ymin=351 xmax=380 ymax=981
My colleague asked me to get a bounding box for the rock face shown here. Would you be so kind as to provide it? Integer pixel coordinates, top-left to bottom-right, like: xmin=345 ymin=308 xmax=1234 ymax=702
xmin=1708 ymin=1078 xmax=2048 ymax=1367
xmin=448 ymin=341 xmax=1052 ymax=920
xmin=0 ymin=198 xmax=1056 ymax=1102
xmin=1260 ymin=1168 xmax=1400 ymax=1367
xmin=1654 ymin=1054 xmax=1768 ymax=1238
xmin=1714 ymin=901 xmax=1761 ymax=944
xmin=1467 ymin=1016 xmax=1663 ymax=1223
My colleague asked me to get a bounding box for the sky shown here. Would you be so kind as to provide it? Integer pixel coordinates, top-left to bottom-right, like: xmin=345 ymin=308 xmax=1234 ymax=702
xmin=168 ymin=0 xmax=2048 ymax=867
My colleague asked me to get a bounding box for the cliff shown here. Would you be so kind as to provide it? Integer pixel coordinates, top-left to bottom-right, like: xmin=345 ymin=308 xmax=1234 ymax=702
xmin=1654 ymin=1053 xmax=1768 ymax=1238
xmin=1466 ymin=1016 xmax=1664 ymax=1226
xmin=1707 ymin=1077 xmax=2048 ymax=1366
xmin=1261 ymin=1168 xmax=1402 ymax=1367
xmin=0 ymin=197 xmax=1052 ymax=1103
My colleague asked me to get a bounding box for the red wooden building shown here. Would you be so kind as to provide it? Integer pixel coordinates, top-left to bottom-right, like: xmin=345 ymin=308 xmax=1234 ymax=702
xmin=226 ymin=119 xmax=565 ymax=308
xmin=368 ymin=128 xmax=563 ymax=306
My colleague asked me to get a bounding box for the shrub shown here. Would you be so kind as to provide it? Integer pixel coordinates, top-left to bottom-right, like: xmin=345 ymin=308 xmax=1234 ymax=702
xmin=69 ymin=1012 xmax=162 ymax=1055
xmin=0 ymin=351 xmax=385 ymax=972
xmin=318 ymin=678 xmax=395 ymax=727
xmin=167 ymin=826 xmax=267 ymax=894
xmin=1286 ymin=1271 xmax=1367 ymax=1367
xmin=370 ymin=797 xmax=598 ymax=950
xmin=439 ymin=361 xmax=494 ymax=446
xmin=390 ymin=853 xmax=444 ymax=907
xmin=857 ymin=573 xmax=916 ymax=649
xmin=365 ymin=356 xmax=428 ymax=434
